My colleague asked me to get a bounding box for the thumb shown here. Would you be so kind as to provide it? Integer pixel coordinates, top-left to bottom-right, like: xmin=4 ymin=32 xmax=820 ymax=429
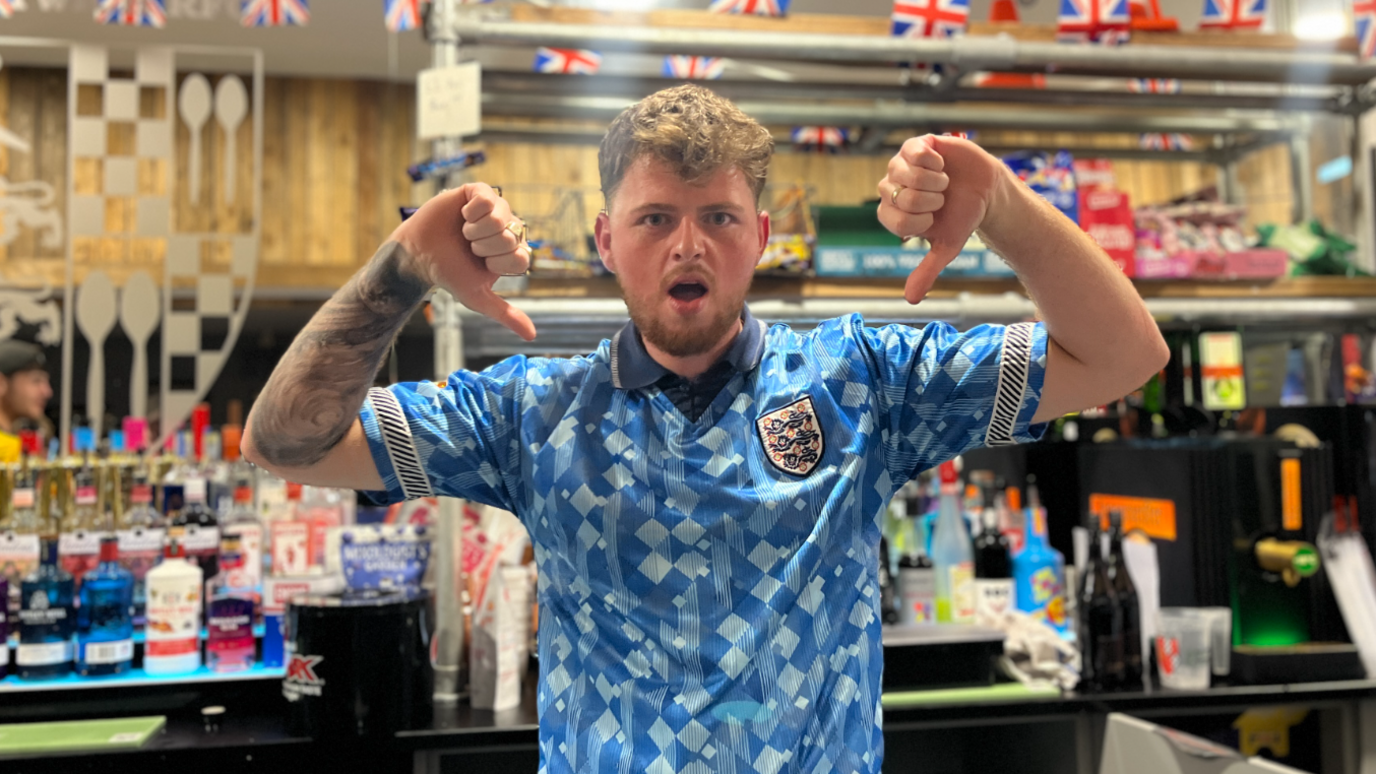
xmin=464 ymin=289 xmax=538 ymax=342
xmin=903 ymin=241 xmax=960 ymax=304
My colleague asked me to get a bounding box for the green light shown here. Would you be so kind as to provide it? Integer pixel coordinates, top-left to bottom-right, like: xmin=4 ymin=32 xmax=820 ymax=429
xmin=1292 ymin=548 xmax=1319 ymax=577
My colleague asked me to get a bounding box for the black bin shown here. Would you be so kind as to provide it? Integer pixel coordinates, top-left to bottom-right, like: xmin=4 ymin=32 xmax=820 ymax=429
xmin=283 ymin=589 xmax=433 ymax=738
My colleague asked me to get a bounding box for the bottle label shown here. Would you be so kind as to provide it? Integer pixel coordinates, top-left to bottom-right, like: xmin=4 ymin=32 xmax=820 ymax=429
xmin=897 ymin=567 xmax=936 ymax=625
xmin=147 ymin=637 xmax=199 ymax=657
xmin=224 ymin=523 xmax=263 ymax=589
xmin=18 ymin=605 xmax=70 ymax=626
xmin=949 ymin=563 xmax=975 ymax=623
xmin=180 ymin=526 xmax=221 ymax=552
xmin=75 ymin=486 xmax=97 ymax=506
xmin=117 ymin=528 xmax=166 ymax=554
xmin=147 ymin=578 xmax=202 ymax=653
xmin=131 ymin=485 xmax=153 ymax=505
xmin=209 ymin=597 xmax=255 ymax=640
xmin=11 ymin=488 xmax=34 ymax=508
xmin=974 ymin=578 xmax=1015 ymax=622
xmin=59 ymin=532 xmax=103 ymax=556
xmin=17 ymin=640 xmax=73 ymax=666
xmin=83 ymin=639 xmax=134 ymax=665
xmin=272 ymin=521 xmax=311 ymax=576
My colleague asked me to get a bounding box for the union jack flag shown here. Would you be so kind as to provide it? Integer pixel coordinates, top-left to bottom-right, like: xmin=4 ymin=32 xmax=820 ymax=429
xmin=891 ymin=0 xmax=969 ymax=38
xmin=1140 ymin=133 xmax=1194 ymax=151
xmin=791 ymin=126 xmax=849 ymax=153
xmin=1057 ymin=0 xmax=1130 ymax=43
xmin=94 ymin=0 xmax=166 ymax=27
xmin=1128 ymin=78 xmax=1181 ymax=93
xmin=1199 ymin=0 xmax=1266 ymax=30
xmin=662 ymin=56 xmax=725 ymax=80
xmin=0 ymin=1 xmax=23 ymax=19
xmin=1357 ymin=0 xmax=1376 ymax=60
xmin=384 ymin=0 xmax=425 ymax=32
xmin=241 ymin=0 xmax=308 ymax=26
xmin=534 ymin=47 xmax=602 ymax=75
xmin=708 ymin=0 xmax=787 ymax=16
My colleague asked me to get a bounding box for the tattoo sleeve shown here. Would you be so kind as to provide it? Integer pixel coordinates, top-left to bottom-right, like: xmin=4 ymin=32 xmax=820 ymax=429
xmin=247 ymin=241 xmax=430 ymax=468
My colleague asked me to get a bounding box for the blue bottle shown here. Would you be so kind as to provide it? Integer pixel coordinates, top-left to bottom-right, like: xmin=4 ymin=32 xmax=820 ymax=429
xmin=1012 ymin=476 xmax=1069 ymax=633
xmin=17 ymin=537 xmax=76 ymax=680
xmin=77 ymin=536 xmax=135 ymax=676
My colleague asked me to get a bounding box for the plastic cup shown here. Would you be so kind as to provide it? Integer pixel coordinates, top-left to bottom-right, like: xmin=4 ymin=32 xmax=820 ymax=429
xmin=1155 ymin=608 xmax=1212 ymax=690
xmin=1198 ymin=607 xmax=1232 ymax=677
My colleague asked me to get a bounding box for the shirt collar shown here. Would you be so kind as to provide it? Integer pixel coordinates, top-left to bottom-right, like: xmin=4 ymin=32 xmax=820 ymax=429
xmin=610 ymin=305 xmax=767 ymax=390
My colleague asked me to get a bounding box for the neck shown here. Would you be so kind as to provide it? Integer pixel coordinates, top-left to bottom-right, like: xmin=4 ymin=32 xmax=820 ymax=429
xmin=0 ymin=406 xmax=14 ymax=435
xmin=643 ymin=318 xmax=743 ymax=381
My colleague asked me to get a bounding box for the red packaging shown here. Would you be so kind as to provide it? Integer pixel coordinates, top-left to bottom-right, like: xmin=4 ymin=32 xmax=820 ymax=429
xmin=1079 ymin=188 xmax=1136 ymax=276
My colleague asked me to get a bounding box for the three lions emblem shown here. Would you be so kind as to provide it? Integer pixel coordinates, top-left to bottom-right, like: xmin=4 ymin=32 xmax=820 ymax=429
xmin=756 ymin=396 xmax=824 ymax=476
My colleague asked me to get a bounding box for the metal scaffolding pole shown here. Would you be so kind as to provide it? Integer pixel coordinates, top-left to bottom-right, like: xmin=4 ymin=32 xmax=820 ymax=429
xmin=428 ymin=0 xmax=467 ymax=705
xmin=453 ymin=19 xmax=1376 ymax=85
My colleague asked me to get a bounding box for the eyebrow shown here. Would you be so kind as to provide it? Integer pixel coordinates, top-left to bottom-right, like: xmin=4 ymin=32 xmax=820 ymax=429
xmin=627 ymin=201 xmax=748 ymax=217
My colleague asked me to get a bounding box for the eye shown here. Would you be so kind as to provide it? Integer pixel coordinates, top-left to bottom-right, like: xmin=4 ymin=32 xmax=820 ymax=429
xmin=707 ymin=211 xmax=736 ymax=226
xmin=640 ymin=213 xmax=669 ymax=227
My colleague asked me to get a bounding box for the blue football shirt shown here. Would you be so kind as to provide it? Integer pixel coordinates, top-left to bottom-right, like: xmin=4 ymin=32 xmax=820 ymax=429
xmin=360 ymin=308 xmax=1048 ymax=774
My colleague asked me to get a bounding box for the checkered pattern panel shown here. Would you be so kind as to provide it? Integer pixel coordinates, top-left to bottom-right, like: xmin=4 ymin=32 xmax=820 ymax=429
xmin=359 ymin=314 xmax=1049 ymax=774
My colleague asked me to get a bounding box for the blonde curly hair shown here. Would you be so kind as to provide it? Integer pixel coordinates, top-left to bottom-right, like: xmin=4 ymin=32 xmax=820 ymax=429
xmin=598 ymin=84 xmax=774 ymax=208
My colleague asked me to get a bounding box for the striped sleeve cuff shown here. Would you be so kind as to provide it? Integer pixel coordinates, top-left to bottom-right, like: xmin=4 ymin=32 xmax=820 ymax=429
xmin=359 ymin=387 xmax=435 ymax=502
xmin=984 ymin=321 xmax=1049 ymax=446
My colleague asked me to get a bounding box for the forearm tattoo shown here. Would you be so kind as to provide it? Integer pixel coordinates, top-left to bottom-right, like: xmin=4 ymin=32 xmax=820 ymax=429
xmin=248 ymin=241 xmax=430 ymax=468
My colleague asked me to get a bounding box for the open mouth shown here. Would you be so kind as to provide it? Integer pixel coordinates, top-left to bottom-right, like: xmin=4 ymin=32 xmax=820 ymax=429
xmin=668 ymin=281 xmax=708 ymax=302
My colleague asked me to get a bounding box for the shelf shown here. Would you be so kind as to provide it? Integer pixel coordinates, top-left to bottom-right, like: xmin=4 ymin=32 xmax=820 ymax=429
xmin=0 ymin=663 xmax=285 ymax=694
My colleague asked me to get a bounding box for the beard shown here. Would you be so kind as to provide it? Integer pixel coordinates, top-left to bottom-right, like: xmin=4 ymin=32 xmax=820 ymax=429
xmin=621 ymin=273 xmax=751 ymax=358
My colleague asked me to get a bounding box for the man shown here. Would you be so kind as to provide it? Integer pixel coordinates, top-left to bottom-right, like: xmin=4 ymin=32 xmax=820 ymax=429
xmin=243 ymin=85 xmax=1167 ymax=772
xmin=0 ymin=339 xmax=52 ymax=464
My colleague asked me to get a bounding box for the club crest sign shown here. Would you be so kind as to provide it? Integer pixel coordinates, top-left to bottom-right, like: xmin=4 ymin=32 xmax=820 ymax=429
xmin=756 ymin=396 xmax=824 ymax=477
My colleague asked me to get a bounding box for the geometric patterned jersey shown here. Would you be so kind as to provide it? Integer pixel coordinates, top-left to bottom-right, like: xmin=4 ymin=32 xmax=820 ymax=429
xmin=359 ymin=312 xmax=1049 ymax=774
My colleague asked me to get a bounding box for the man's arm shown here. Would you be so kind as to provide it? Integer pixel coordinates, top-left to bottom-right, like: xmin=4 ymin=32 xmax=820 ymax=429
xmin=877 ymin=136 xmax=1169 ymax=424
xmin=241 ymin=183 xmax=535 ymax=489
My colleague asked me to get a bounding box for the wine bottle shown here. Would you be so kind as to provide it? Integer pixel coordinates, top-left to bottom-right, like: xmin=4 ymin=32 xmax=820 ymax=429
xmin=1106 ymin=510 xmax=1143 ymax=690
xmin=1077 ymin=519 xmax=1123 ymax=692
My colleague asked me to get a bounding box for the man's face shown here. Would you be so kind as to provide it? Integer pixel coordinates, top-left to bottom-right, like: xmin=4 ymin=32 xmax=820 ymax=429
xmin=0 ymin=369 xmax=53 ymax=424
xmin=595 ymin=156 xmax=769 ymax=358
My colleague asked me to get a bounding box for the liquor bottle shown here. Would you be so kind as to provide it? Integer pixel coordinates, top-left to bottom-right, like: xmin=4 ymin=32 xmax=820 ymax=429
xmin=877 ymin=534 xmax=899 ymax=625
xmin=10 ymin=435 xmax=41 ymax=534
xmin=68 ymin=428 xmax=100 ymax=532
xmin=76 ymin=536 xmax=134 ymax=676
xmin=145 ymin=536 xmax=203 ymax=675
xmin=1013 ymin=476 xmax=1069 ymax=632
xmin=117 ymin=466 xmax=165 ymax=627
xmin=206 ymin=534 xmax=256 ymax=672
xmin=171 ymin=475 xmax=220 ymax=581
xmin=1077 ymin=520 xmax=1123 ymax=692
xmin=973 ymin=487 xmax=1015 ymax=623
xmin=931 ymin=462 xmax=975 ymax=624
xmin=270 ymin=483 xmax=311 ymax=577
xmin=222 ymin=477 xmax=263 ymax=594
xmin=16 ymin=536 xmax=75 ymax=679
xmin=897 ymin=512 xmax=937 ymax=625
xmin=300 ymin=486 xmax=344 ymax=568
xmin=1105 ymin=510 xmax=1143 ymax=690
xmin=57 ymin=453 xmax=102 ymax=592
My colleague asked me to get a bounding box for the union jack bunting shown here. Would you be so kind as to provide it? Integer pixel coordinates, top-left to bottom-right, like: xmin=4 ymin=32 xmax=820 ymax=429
xmin=708 ymin=0 xmax=787 ymax=16
xmin=1199 ymin=0 xmax=1266 ymax=30
xmin=1056 ymin=0 xmax=1130 ymax=43
xmin=534 ymin=47 xmax=602 ymax=75
xmin=0 ymin=0 xmax=23 ymax=19
xmin=662 ymin=56 xmax=725 ymax=80
xmin=791 ymin=126 xmax=849 ymax=153
xmin=1357 ymin=0 xmax=1376 ymax=59
xmin=1140 ymin=133 xmax=1194 ymax=151
xmin=890 ymin=0 xmax=969 ymax=38
xmin=1128 ymin=78 xmax=1181 ymax=93
xmin=94 ymin=0 xmax=166 ymax=27
xmin=384 ymin=0 xmax=426 ymax=32
xmin=241 ymin=0 xmax=309 ymax=26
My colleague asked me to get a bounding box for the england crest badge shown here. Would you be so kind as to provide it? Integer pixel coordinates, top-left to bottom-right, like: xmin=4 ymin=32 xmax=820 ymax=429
xmin=756 ymin=396 xmax=824 ymax=476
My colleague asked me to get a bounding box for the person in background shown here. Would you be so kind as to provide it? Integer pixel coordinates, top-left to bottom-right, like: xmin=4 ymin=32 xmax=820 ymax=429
xmin=0 ymin=339 xmax=53 ymax=463
xmin=243 ymin=85 xmax=1168 ymax=773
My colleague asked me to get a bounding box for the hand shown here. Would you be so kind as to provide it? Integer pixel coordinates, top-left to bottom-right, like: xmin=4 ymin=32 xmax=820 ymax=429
xmin=392 ymin=183 xmax=537 ymax=341
xmin=877 ymin=135 xmax=1007 ymax=304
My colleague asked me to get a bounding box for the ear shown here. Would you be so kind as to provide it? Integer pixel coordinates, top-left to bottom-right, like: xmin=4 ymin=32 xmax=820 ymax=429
xmin=595 ymin=210 xmax=616 ymax=275
xmin=757 ymin=210 xmax=771 ymax=256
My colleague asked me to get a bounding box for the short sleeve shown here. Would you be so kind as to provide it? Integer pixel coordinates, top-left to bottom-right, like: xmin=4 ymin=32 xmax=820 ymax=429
xmin=863 ymin=319 xmax=1049 ymax=482
xmin=358 ymin=356 xmax=530 ymax=511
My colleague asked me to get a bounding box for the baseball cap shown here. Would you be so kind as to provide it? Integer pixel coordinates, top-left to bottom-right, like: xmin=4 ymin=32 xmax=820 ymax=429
xmin=0 ymin=340 xmax=45 ymax=377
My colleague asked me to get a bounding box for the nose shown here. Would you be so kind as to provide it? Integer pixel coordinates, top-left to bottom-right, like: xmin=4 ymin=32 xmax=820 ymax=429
xmin=669 ymin=216 xmax=705 ymax=263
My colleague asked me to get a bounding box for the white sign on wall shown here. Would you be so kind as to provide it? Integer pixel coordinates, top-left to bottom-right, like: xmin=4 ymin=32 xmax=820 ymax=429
xmin=417 ymin=61 xmax=481 ymax=141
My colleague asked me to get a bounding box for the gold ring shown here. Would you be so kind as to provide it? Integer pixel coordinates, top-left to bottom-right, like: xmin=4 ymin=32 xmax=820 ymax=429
xmin=504 ymin=219 xmax=527 ymax=244
xmin=891 ymin=186 xmax=903 ymax=206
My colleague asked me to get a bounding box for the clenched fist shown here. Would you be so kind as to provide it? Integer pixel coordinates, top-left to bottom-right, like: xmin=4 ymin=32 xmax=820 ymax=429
xmin=393 ymin=182 xmax=537 ymax=341
xmin=877 ymin=135 xmax=1008 ymax=305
